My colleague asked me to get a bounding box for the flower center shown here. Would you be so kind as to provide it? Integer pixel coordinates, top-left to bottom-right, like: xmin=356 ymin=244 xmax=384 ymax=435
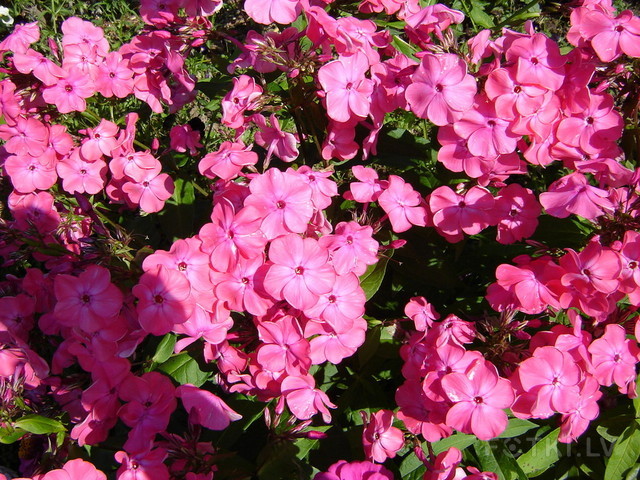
xmin=275 ymin=200 xmax=286 ymax=209
xmin=435 ymin=84 xmax=443 ymax=92
xmin=474 ymin=396 xmax=483 ymax=404
xmin=294 ymin=266 xmax=304 ymax=275
xmin=154 ymin=295 xmax=164 ymax=304
xmin=178 ymin=262 xmax=188 ymax=271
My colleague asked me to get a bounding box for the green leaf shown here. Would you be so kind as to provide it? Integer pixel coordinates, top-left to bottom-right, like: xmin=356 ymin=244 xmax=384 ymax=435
xmin=293 ymin=426 xmax=331 ymax=460
xmin=625 ymin=464 xmax=640 ymax=480
xmin=14 ymin=414 xmax=65 ymax=435
xmin=152 ymin=333 xmax=177 ymax=364
xmin=605 ymin=420 xmax=640 ymax=480
xmin=517 ymin=428 xmax=560 ymax=477
xmin=432 ymin=433 xmax=477 ymax=455
xmin=492 ymin=442 xmax=529 ymax=480
xmin=359 ymin=253 xmax=392 ymax=301
xmin=0 ymin=426 xmax=26 ymax=444
xmin=474 ymin=441 xmax=505 ymax=478
xmin=391 ymin=35 xmax=418 ymax=60
xmin=469 ymin=6 xmax=495 ymax=28
xmin=158 ymin=352 xmax=210 ymax=387
xmin=498 ymin=418 xmax=538 ymax=439
xmin=399 ymin=451 xmax=426 ymax=480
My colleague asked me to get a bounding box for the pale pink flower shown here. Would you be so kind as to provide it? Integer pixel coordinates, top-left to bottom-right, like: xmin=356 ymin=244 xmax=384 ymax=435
xmin=221 ymin=75 xmax=262 ymax=129
xmin=94 ymin=52 xmax=134 ymax=98
xmin=253 ymin=114 xmax=298 ymax=163
xmin=122 ymin=170 xmax=174 ymax=213
xmin=539 ymin=172 xmax=614 ymax=220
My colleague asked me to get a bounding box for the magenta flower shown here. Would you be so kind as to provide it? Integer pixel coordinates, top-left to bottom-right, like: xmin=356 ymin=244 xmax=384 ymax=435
xmin=405 ymin=53 xmax=476 ymax=126
xmin=264 ymin=234 xmax=335 ymax=311
xmin=176 ymin=384 xmax=241 ymax=431
xmin=512 ymin=346 xmax=581 ymax=418
xmin=494 ymin=184 xmax=541 ymax=244
xmin=221 ymin=75 xmax=262 ymax=129
xmin=442 ymin=360 xmax=514 ymax=440
xmin=319 ymin=221 xmax=379 ymax=276
xmin=505 ymin=33 xmax=566 ymax=91
xmin=361 ymin=409 xmax=405 ymax=463
xmin=313 ymin=460 xmax=393 ymax=480
xmin=95 ymin=52 xmax=134 ymax=98
xmin=4 ymin=153 xmax=58 ymax=194
xmin=318 ymin=53 xmax=374 ymax=123
xmin=122 ymin=170 xmax=174 ymax=213
xmin=56 ymin=150 xmax=107 ymax=195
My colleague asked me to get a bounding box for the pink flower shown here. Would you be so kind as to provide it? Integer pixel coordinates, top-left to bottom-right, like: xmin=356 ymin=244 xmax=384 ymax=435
xmin=4 ymin=153 xmax=58 ymax=193
xmin=429 ymin=186 xmax=495 ymax=242
xmin=580 ymin=9 xmax=640 ymax=62
xmin=40 ymin=458 xmax=107 ymax=480
xmin=405 ymin=53 xmax=476 ymax=126
xmin=494 ymin=184 xmax=540 ymax=244
xmin=0 ymin=22 xmax=40 ymax=54
xmin=42 ymin=67 xmax=95 ymax=113
xmin=199 ymin=141 xmax=258 ymax=181
xmin=318 ymin=53 xmax=374 ymax=123
xmin=588 ymin=324 xmax=640 ymax=394
xmin=405 ymin=296 xmax=440 ymax=331
xmin=176 ymin=384 xmax=241 ymax=430
xmin=345 ymin=165 xmax=388 ymax=203
xmin=95 ymin=52 xmax=135 ymax=98
xmin=319 ymin=221 xmax=379 ymax=276
xmin=313 ymin=460 xmax=393 ymax=480
xmin=133 ymin=265 xmax=193 ymax=335
xmin=453 ymin=96 xmax=519 ymax=158
xmin=170 ymin=124 xmax=202 ymax=155
xmin=264 ymin=234 xmax=335 ymax=311
xmin=539 ymin=172 xmax=613 ymax=220
xmin=253 ymin=114 xmax=298 ymax=163
xmin=221 ymin=75 xmax=262 ymax=129
xmin=122 ymin=170 xmax=174 ymax=213
xmin=361 ymin=410 xmax=405 ymax=463
xmin=56 ymin=149 xmax=107 ymax=195
xmin=243 ymin=168 xmax=314 ymax=240
xmin=280 ymin=374 xmax=336 ymax=422
xmin=442 ymin=360 xmax=514 ymax=440
xmin=115 ymin=448 xmax=169 ymax=480
xmin=512 ymin=346 xmax=581 ymax=419
xmin=54 ymin=265 xmax=123 ymax=332
xmin=244 ymin=0 xmax=302 ymax=25
xmin=80 ymin=119 xmax=120 ymax=160
xmin=377 ymin=175 xmax=428 ymax=233
xmin=505 ymin=33 xmax=566 ymax=91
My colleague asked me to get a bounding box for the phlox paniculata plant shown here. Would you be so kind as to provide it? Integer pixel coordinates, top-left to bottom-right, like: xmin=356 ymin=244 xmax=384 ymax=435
xmin=1 ymin=0 xmax=640 ymax=478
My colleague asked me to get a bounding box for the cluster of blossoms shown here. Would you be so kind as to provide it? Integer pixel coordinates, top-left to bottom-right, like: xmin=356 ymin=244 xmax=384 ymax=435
xmin=1 ymin=0 xmax=640 ymax=478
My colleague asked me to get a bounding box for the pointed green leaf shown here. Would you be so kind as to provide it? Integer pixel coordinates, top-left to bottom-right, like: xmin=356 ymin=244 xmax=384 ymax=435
xmin=152 ymin=333 xmax=177 ymax=364
xmin=498 ymin=418 xmax=538 ymax=439
xmin=158 ymin=352 xmax=210 ymax=387
xmin=14 ymin=414 xmax=65 ymax=435
xmin=359 ymin=253 xmax=391 ymax=301
xmin=432 ymin=433 xmax=477 ymax=455
xmin=517 ymin=428 xmax=560 ymax=477
xmin=605 ymin=420 xmax=640 ymax=480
